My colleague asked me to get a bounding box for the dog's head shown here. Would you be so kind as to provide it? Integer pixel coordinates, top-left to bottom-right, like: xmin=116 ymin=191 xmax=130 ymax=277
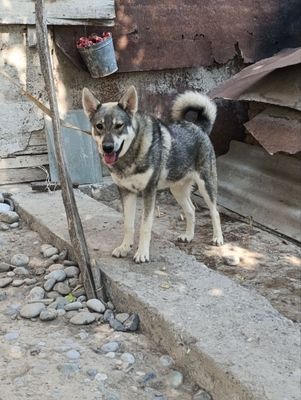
xmin=82 ymin=86 xmax=138 ymax=166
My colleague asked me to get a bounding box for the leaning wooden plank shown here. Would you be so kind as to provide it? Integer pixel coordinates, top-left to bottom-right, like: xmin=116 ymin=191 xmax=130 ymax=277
xmin=35 ymin=0 xmax=105 ymax=301
xmin=13 ymin=145 xmax=48 ymax=156
xmin=31 ymin=182 xmax=79 ymax=192
xmin=0 ymin=167 xmax=47 ymax=185
xmin=0 ymin=154 xmax=49 ymax=170
xmin=0 ymin=0 xmax=115 ymax=25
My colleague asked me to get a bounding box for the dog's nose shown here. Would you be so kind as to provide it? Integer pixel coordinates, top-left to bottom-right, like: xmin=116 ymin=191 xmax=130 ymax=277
xmin=102 ymin=143 xmax=114 ymax=154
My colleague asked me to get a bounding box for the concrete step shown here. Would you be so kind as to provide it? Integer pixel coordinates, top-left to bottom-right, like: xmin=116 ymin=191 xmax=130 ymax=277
xmin=13 ymin=190 xmax=300 ymax=400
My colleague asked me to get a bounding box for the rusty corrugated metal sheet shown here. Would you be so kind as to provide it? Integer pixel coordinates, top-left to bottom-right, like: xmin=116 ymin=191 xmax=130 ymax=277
xmin=217 ymin=141 xmax=301 ymax=242
xmin=244 ymin=106 xmax=301 ymax=155
xmin=210 ymin=48 xmax=301 ymax=101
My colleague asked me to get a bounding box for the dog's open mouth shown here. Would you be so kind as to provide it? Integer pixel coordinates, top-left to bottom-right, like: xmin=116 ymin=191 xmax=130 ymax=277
xmin=103 ymin=141 xmax=124 ymax=166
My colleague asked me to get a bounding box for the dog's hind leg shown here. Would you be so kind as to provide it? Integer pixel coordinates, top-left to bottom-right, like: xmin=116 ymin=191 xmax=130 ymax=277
xmin=195 ymin=172 xmax=223 ymax=246
xmin=134 ymin=188 xmax=157 ymax=263
xmin=112 ymin=189 xmax=137 ymax=258
xmin=170 ymin=182 xmax=195 ymax=243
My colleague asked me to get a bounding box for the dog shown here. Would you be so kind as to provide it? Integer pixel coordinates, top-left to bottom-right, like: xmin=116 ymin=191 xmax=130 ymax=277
xmin=82 ymin=86 xmax=223 ymax=263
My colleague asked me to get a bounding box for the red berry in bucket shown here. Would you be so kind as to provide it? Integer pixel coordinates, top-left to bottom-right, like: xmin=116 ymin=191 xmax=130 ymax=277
xmin=77 ymin=32 xmax=111 ymax=48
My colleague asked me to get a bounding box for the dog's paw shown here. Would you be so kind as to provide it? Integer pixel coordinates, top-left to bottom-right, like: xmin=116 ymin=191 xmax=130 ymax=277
xmin=177 ymin=234 xmax=194 ymax=243
xmin=133 ymin=249 xmax=149 ymax=263
xmin=112 ymin=244 xmax=132 ymax=258
xmin=212 ymin=235 xmax=224 ymax=246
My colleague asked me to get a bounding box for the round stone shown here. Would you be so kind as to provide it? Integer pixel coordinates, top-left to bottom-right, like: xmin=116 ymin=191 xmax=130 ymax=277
xmin=123 ymin=313 xmax=139 ymax=331
xmin=27 ymin=286 xmax=45 ymax=301
xmin=20 ymin=303 xmax=45 ymax=319
xmin=0 ymin=210 xmax=19 ymax=224
xmin=103 ymin=309 xmax=114 ymax=322
xmin=167 ymin=370 xmax=183 ymax=388
xmin=87 ymin=299 xmax=106 ymax=313
xmin=0 ymin=222 xmax=9 ymax=231
xmin=77 ymin=295 xmax=86 ymax=303
xmin=223 ymin=255 xmax=240 ymax=266
xmin=10 ymin=222 xmax=19 ymax=229
xmin=7 ymin=271 xmax=15 ymax=277
xmin=57 ymin=309 xmax=66 ymax=317
xmin=5 ymin=331 xmax=19 ymax=341
xmin=64 ymin=266 xmax=79 ymax=278
xmin=101 ymin=341 xmax=119 ymax=353
xmin=48 ymin=263 xmax=64 ymax=272
xmin=53 ymin=282 xmax=70 ymax=295
xmin=115 ymin=313 xmax=130 ymax=324
xmin=47 ymin=270 xmax=67 ymax=282
xmin=70 ymin=312 xmax=96 ymax=325
xmin=40 ymin=309 xmax=58 ymax=321
xmin=64 ymin=302 xmax=83 ymax=311
xmin=13 ymin=267 xmax=30 ymax=276
xmin=159 ymin=355 xmax=174 ymax=369
xmin=44 ymin=278 xmax=56 ymax=292
xmin=46 ymin=291 xmax=60 ymax=300
xmin=105 ymin=352 xmax=116 ymax=359
xmin=43 ymin=247 xmax=59 ymax=258
xmin=68 ymin=278 xmax=79 ymax=288
xmin=0 ymin=277 xmax=13 ymax=288
xmin=11 ymin=254 xmax=29 ymax=267
xmin=66 ymin=349 xmax=80 ymax=360
xmin=86 ymin=368 xmax=98 ymax=378
xmin=0 ymin=262 xmax=12 ymax=272
xmin=24 ymin=278 xmax=37 ymax=285
xmin=12 ymin=279 xmax=25 ymax=287
xmin=40 ymin=244 xmax=52 ymax=253
xmin=121 ymin=352 xmax=135 ymax=364
xmin=95 ymin=372 xmax=108 ymax=382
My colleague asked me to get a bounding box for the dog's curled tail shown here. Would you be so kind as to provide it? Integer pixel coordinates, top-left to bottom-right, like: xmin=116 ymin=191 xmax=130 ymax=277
xmin=171 ymin=91 xmax=217 ymax=134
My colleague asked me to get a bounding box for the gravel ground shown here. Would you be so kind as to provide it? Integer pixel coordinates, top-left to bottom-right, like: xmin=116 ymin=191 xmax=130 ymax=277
xmin=0 ymin=220 xmax=207 ymax=400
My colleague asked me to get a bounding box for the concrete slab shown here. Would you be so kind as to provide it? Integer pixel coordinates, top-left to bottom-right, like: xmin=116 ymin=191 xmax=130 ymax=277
xmin=13 ymin=190 xmax=300 ymax=400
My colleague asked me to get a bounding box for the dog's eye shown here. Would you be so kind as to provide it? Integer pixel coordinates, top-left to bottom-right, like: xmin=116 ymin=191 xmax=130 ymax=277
xmin=115 ymin=123 xmax=124 ymax=129
xmin=96 ymin=123 xmax=103 ymax=130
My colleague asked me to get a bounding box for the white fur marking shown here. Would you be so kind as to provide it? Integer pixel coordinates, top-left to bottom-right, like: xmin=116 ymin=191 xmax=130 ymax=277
xmin=111 ymin=168 xmax=154 ymax=193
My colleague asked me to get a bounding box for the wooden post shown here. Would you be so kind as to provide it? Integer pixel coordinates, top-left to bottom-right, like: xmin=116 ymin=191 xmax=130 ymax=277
xmin=35 ymin=0 xmax=106 ymax=301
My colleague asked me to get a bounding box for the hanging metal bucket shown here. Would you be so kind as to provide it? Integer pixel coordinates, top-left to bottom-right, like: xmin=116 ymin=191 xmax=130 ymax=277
xmin=78 ymin=37 xmax=118 ymax=78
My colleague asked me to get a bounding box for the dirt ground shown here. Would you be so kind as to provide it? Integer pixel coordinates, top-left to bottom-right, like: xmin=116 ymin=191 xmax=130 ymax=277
xmin=156 ymin=192 xmax=301 ymax=323
xmin=94 ymin=186 xmax=301 ymax=323
xmin=0 ymin=223 xmax=203 ymax=400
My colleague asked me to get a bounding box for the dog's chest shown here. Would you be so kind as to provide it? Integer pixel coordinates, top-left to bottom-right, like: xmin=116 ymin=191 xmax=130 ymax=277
xmin=111 ymin=168 xmax=154 ymax=193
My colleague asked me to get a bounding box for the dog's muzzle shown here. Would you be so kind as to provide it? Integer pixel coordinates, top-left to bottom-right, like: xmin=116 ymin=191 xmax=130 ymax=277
xmin=102 ymin=141 xmax=124 ymax=166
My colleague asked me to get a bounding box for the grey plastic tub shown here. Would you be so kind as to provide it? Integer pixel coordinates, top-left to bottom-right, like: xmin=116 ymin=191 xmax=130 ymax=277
xmin=78 ymin=37 xmax=118 ymax=78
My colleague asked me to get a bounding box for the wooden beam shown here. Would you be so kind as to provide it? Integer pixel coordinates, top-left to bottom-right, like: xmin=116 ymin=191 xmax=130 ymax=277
xmin=35 ymin=0 xmax=106 ymax=301
xmin=0 ymin=167 xmax=47 ymax=185
xmin=0 ymin=154 xmax=48 ymax=170
xmin=1 ymin=0 xmax=115 ymax=26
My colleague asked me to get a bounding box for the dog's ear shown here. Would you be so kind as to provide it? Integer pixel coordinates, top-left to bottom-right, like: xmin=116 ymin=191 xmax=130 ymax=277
xmin=118 ymin=86 xmax=138 ymax=115
xmin=82 ymin=88 xmax=101 ymax=119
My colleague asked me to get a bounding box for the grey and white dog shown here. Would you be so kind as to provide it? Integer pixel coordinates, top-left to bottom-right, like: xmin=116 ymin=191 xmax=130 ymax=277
xmin=82 ymin=86 xmax=223 ymax=263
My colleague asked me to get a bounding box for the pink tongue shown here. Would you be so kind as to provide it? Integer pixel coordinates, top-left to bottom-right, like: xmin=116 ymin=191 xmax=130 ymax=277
xmin=104 ymin=152 xmax=117 ymax=165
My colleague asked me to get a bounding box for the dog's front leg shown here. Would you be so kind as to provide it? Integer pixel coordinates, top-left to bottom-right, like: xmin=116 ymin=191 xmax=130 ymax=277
xmin=112 ymin=189 xmax=137 ymax=258
xmin=134 ymin=188 xmax=156 ymax=263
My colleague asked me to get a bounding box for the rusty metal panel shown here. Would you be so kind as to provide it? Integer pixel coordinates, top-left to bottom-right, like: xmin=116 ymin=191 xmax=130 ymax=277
xmin=210 ymin=48 xmax=301 ymax=100
xmin=217 ymin=141 xmax=301 ymax=242
xmin=54 ymin=1 xmax=301 ymax=72
xmin=245 ymin=106 xmax=301 ymax=155
xmin=237 ymin=64 xmax=301 ymax=111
